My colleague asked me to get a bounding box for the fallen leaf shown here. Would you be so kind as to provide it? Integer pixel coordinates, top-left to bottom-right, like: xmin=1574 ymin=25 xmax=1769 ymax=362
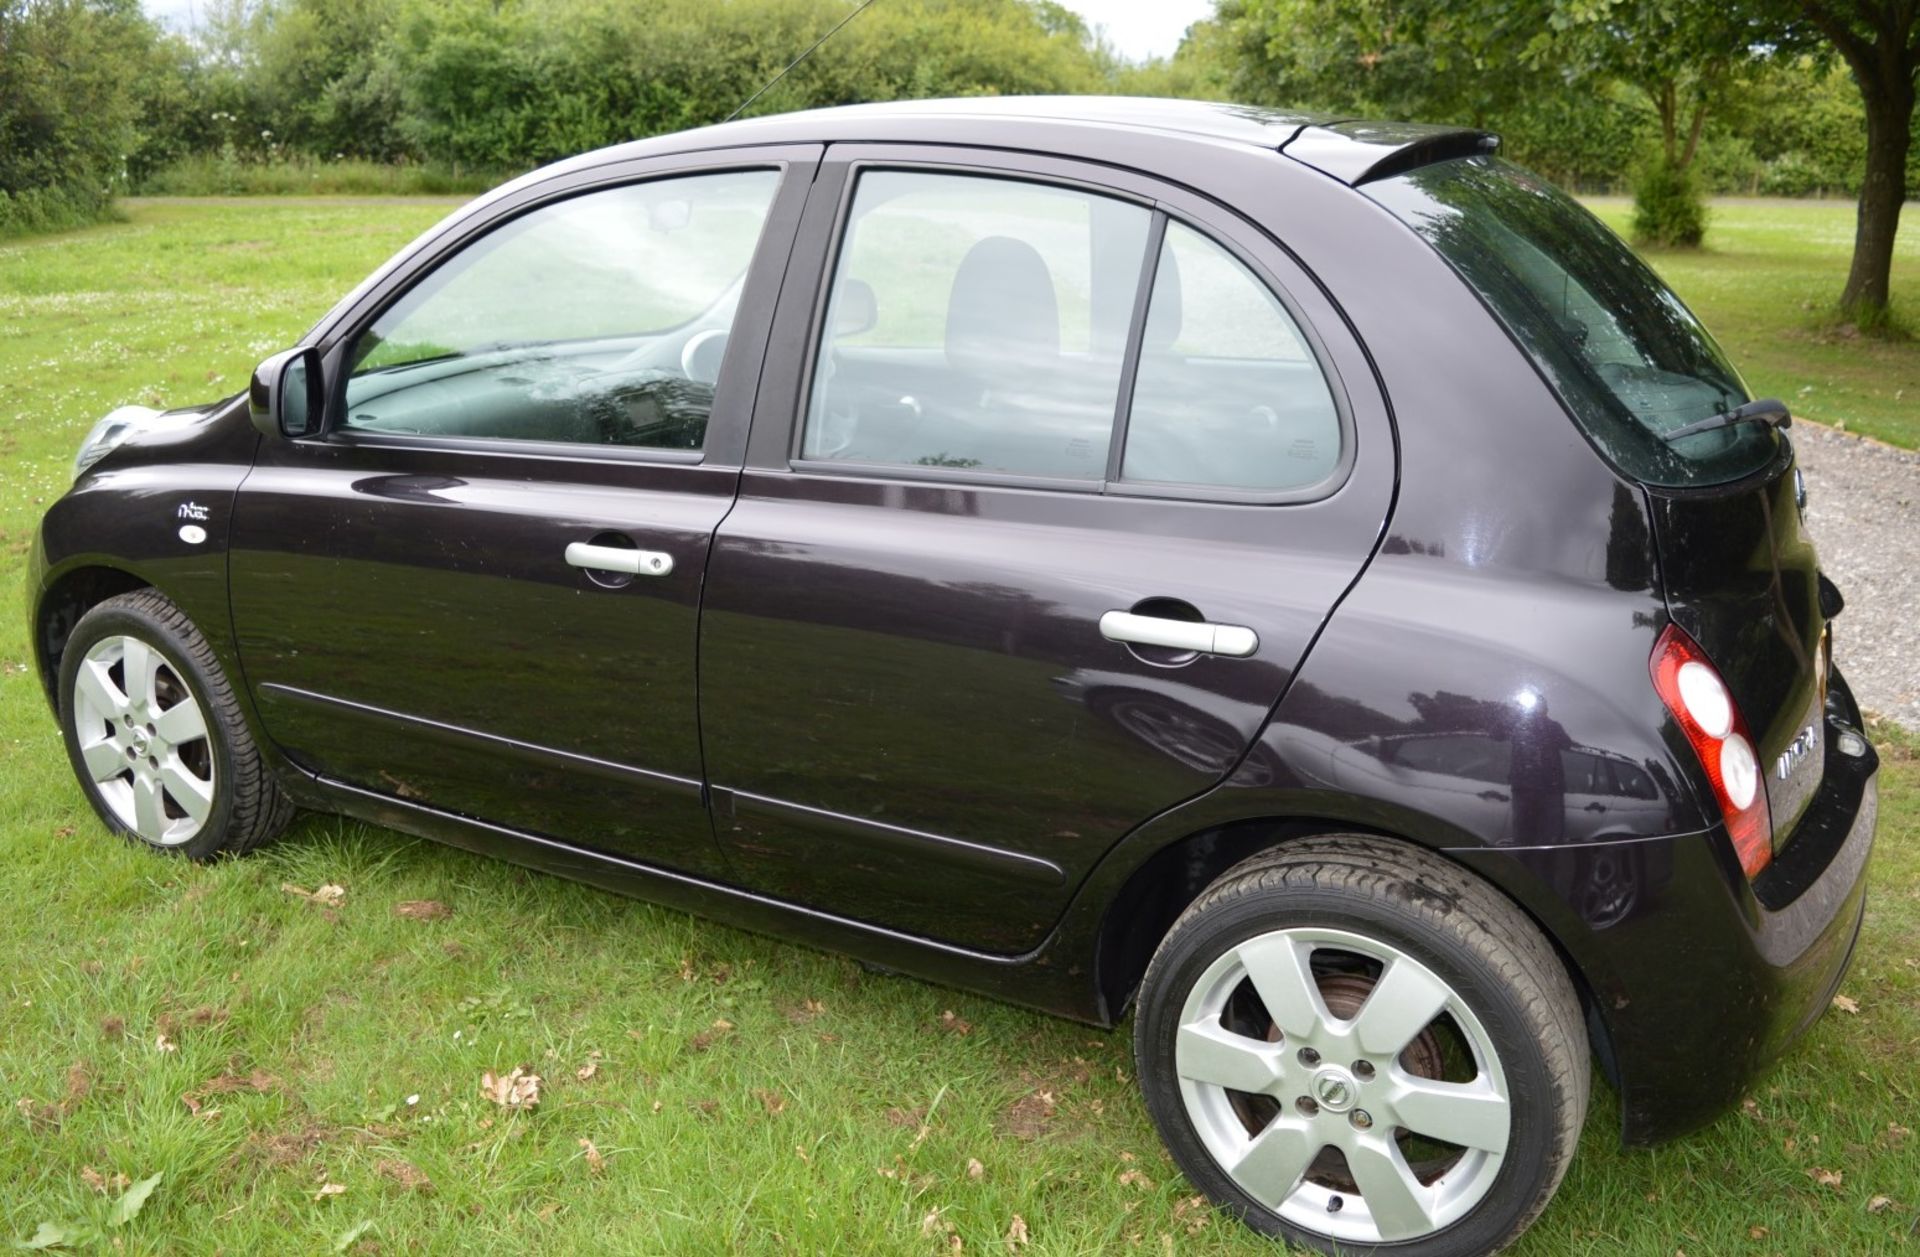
xmin=15 ymin=1097 xmax=61 ymax=1134
xmin=1808 ymin=1166 xmax=1844 ymax=1188
xmin=688 ymin=1019 xmax=735 ymax=1053
xmin=314 ymin=1182 xmax=346 ymax=1202
xmin=394 ymin=899 xmax=451 ymax=921
xmin=966 ymin=1157 xmax=985 ymax=1181
xmin=375 ymin=1158 xmax=432 ymax=1193
xmin=1884 ymin=1123 xmax=1912 ymax=1145
xmin=15 ymin=1221 xmax=89 ymax=1250
xmin=578 ymin=1138 xmax=605 ymax=1174
xmin=756 ymin=1089 xmax=787 ymax=1115
xmin=1748 ymin=1225 xmax=1769 ymax=1240
xmin=80 ymin=1166 xmax=129 ymax=1196
xmin=480 ymin=1067 xmax=542 ymax=1111
xmin=1119 ymin=1168 xmax=1154 ymax=1190
xmin=939 ymin=1010 xmax=973 ymax=1036
xmin=1868 ymin=1195 xmax=1893 ymax=1214
xmin=575 ymin=1054 xmax=600 ymax=1084
xmin=63 ymin=1063 xmax=91 ymax=1109
xmin=784 ymin=998 xmax=826 ymax=1024
xmin=108 ymin=1173 xmax=163 ymax=1227
xmin=281 ymin=882 xmax=346 ymax=907
xmin=1007 ymin=1213 xmax=1030 ymax=1248
xmin=1832 ymin=993 xmax=1860 ymax=1014
xmin=155 ymin=1033 xmax=177 ymax=1053
xmin=921 ymin=1206 xmax=950 ymax=1237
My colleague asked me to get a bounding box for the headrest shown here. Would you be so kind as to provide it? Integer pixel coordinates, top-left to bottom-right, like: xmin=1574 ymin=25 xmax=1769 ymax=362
xmin=834 ymin=278 xmax=877 ymax=338
xmin=945 ymin=235 xmax=1060 ymax=380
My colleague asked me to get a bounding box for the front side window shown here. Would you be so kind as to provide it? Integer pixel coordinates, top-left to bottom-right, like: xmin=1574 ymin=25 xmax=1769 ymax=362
xmin=1369 ymin=156 xmax=1770 ymax=488
xmin=803 ymin=170 xmax=1151 ymax=480
xmin=342 ymin=169 xmax=780 ymax=451
xmin=1122 ymin=222 xmax=1341 ymax=490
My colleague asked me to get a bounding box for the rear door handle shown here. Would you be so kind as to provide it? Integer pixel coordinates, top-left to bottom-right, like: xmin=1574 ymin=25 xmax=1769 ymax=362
xmin=1099 ymin=610 xmax=1259 ymax=658
xmin=565 ymin=541 xmax=674 ymax=577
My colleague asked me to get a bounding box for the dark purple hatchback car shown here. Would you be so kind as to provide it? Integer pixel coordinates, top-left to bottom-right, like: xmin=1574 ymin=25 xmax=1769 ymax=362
xmin=29 ymin=98 xmax=1878 ymax=1254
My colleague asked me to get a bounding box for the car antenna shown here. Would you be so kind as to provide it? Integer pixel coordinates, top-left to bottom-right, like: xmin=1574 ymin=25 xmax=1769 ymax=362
xmin=722 ymin=0 xmax=881 ymax=125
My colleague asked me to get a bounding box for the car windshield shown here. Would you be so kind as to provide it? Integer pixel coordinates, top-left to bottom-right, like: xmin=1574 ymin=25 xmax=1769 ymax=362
xmin=1368 ymin=156 xmax=1776 ymax=488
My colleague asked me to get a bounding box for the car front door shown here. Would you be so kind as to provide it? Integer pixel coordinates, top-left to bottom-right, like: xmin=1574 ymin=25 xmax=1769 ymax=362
xmin=697 ymin=147 xmax=1396 ymax=952
xmin=229 ymin=147 xmax=818 ymax=877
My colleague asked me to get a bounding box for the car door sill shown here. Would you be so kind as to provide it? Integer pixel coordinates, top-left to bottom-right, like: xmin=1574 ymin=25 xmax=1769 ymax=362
xmin=313 ymin=773 xmax=1055 ymax=967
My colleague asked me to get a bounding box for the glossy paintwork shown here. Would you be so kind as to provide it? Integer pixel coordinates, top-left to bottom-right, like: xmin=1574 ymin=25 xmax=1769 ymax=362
xmin=698 ymin=143 xmax=1395 ymax=953
xmin=25 ymin=98 xmax=1879 ymax=1151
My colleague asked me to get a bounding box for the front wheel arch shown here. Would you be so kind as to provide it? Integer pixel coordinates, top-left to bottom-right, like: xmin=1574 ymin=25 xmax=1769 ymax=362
xmin=33 ymin=563 xmax=151 ymax=711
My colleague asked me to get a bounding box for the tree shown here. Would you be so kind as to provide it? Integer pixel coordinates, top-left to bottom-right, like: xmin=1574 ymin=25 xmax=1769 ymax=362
xmin=1750 ymin=1 xmax=1918 ymax=322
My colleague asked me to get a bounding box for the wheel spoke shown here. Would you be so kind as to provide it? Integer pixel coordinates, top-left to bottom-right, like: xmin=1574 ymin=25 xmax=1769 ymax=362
xmin=1236 ymin=934 xmax=1327 ymax=1041
xmin=121 ymin=639 xmax=160 ymax=709
xmin=1391 ymin=1076 xmax=1510 ymax=1155
xmin=1226 ymin=1120 xmax=1321 ymax=1210
xmin=130 ymin=773 xmax=167 ymax=839
xmin=80 ymin=737 xmax=127 ymax=784
xmin=1346 ymin=1133 xmax=1434 ymax=1240
xmin=160 ymin=761 xmax=214 ymax=824
xmin=74 ymin=659 xmax=125 ymax=719
xmin=1350 ymin=956 xmax=1451 ymax=1057
xmin=1176 ymin=1020 xmax=1285 ymax=1093
xmin=155 ymin=699 xmax=207 ymax=746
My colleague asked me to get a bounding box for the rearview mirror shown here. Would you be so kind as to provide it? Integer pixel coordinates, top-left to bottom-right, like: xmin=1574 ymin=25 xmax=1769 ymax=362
xmin=249 ymin=347 xmax=324 ymax=439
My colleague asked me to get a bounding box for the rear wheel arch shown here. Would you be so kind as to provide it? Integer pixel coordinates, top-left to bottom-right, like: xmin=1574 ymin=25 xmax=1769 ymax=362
xmin=1092 ymin=818 xmax=1619 ymax=1101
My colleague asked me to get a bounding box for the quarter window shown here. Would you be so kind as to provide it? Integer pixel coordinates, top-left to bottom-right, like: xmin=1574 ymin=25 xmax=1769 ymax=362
xmin=803 ymin=170 xmax=1151 ymax=480
xmin=1121 ymin=223 xmax=1341 ymax=491
xmin=342 ymin=169 xmax=779 ymax=450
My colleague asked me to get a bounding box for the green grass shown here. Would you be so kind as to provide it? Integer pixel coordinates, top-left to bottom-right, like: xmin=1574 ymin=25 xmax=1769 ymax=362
xmin=0 ymin=197 xmax=1917 ymax=1252
xmin=135 ymin=157 xmax=503 ymax=199
xmin=1587 ymin=197 xmax=1920 ymax=449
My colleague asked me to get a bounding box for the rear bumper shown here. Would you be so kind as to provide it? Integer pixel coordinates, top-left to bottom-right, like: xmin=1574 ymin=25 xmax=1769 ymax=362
xmin=1452 ymin=687 xmax=1879 ymax=1145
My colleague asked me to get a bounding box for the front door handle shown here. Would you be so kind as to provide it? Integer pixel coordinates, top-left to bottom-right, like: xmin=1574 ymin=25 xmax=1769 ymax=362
xmin=566 ymin=541 xmax=674 ymax=577
xmin=1099 ymin=610 xmax=1259 ymax=658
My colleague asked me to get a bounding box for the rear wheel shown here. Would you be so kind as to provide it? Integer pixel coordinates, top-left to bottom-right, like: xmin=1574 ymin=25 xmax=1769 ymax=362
xmin=1133 ymin=835 xmax=1588 ymax=1256
xmin=58 ymin=589 xmax=292 ymax=860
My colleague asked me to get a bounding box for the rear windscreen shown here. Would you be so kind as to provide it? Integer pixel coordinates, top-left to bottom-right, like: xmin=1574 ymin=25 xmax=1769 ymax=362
xmin=1368 ymin=156 xmax=1778 ymax=488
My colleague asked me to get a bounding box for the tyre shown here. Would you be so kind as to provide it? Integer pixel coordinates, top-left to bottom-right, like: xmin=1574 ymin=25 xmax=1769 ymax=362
xmin=57 ymin=589 xmax=293 ymax=860
xmin=1133 ymin=835 xmax=1588 ymax=1256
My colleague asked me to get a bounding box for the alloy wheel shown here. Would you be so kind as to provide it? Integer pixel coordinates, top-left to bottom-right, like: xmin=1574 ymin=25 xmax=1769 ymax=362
xmin=69 ymin=634 xmax=216 ymax=846
xmin=1173 ymin=926 xmax=1511 ymax=1244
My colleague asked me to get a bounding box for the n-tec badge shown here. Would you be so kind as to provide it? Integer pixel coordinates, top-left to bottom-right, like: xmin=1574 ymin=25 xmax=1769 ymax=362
xmin=1776 ymin=723 xmax=1818 ymax=780
xmin=177 ymin=501 xmax=209 ymax=522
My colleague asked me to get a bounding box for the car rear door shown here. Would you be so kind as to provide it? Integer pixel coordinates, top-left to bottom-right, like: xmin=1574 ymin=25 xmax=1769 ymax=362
xmin=228 ymin=146 xmax=818 ymax=878
xmin=696 ymin=146 xmax=1396 ymax=953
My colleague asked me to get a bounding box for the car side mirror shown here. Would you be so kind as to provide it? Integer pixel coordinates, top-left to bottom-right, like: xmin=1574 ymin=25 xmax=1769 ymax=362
xmin=249 ymin=347 xmax=324 ymax=439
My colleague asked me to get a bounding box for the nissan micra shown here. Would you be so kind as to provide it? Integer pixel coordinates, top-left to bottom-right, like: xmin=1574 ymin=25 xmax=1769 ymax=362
xmin=28 ymin=98 xmax=1878 ymax=1255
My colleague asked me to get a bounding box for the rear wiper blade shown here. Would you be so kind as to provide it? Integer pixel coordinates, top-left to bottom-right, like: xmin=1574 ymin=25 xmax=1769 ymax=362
xmin=1662 ymin=397 xmax=1791 ymax=443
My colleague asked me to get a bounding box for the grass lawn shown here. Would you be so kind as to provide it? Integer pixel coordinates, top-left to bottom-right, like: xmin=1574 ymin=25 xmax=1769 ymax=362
xmin=1587 ymin=197 xmax=1920 ymax=450
xmin=0 ymin=197 xmax=1917 ymax=1253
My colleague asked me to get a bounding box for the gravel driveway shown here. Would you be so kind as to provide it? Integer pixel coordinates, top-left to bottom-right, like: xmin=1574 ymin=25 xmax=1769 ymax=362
xmin=1794 ymin=424 xmax=1920 ymax=731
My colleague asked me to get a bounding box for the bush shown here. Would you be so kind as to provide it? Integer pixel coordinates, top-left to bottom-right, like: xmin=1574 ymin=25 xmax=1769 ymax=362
xmin=1632 ymin=158 xmax=1707 ymax=248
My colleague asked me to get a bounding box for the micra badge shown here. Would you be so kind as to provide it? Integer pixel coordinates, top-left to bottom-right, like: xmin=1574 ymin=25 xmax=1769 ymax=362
xmin=177 ymin=501 xmax=209 ymax=522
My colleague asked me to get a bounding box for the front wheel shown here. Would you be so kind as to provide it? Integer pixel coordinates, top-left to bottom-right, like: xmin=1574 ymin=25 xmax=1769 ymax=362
xmin=58 ymin=589 xmax=292 ymax=860
xmin=1133 ymin=835 xmax=1589 ymax=1256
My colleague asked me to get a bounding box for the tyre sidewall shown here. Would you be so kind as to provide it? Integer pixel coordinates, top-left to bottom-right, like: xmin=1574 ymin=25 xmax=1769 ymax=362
xmin=1134 ymin=880 xmax=1568 ymax=1257
xmin=57 ymin=600 xmax=239 ymax=861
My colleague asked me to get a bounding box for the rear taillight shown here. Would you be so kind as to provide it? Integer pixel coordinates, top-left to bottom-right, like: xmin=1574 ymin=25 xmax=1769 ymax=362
xmin=1650 ymin=624 xmax=1773 ymax=878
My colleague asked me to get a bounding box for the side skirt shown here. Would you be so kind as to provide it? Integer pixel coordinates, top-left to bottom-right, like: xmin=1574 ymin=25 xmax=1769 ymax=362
xmin=309 ymin=775 xmax=1107 ymax=1025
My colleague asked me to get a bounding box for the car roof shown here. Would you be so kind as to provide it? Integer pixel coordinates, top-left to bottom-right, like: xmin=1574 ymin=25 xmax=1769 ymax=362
xmin=552 ymin=96 xmax=1498 ymax=189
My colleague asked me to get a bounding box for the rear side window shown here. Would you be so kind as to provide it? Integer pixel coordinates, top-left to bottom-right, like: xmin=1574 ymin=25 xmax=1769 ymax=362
xmin=1123 ymin=222 xmax=1340 ymax=490
xmin=801 ymin=168 xmax=1344 ymax=494
xmin=1369 ymin=156 xmax=1772 ymax=488
xmin=804 ymin=170 xmax=1150 ymax=479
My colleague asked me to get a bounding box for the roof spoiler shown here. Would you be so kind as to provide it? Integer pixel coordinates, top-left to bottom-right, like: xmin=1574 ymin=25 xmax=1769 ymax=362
xmin=1281 ymin=121 xmax=1500 ymax=186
